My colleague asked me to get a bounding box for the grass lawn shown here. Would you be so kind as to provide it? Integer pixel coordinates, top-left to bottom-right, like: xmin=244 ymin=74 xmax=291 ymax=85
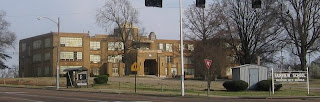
xmin=1 ymin=77 xmax=320 ymax=97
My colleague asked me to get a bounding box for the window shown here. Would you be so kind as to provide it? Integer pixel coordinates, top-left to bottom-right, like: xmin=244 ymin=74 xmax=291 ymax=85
xmin=108 ymin=42 xmax=124 ymax=51
xmin=165 ymin=43 xmax=173 ymax=52
xmin=171 ymin=68 xmax=177 ymax=76
xmin=44 ymin=52 xmax=51 ymax=61
xmin=179 ymin=44 xmax=194 ymax=51
xmin=75 ymin=52 xmax=83 ymax=60
xmin=184 ymin=56 xmax=193 ymax=64
xmin=60 ymin=66 xmax=82 ymax=74
xmin=90 ymin=41 xmax=101 ymax=50
xmin=91 ymin=68 xmax=100 ymax=76
xmin=184 ymin=69 xmax=195 ymax=75
xmin=112 ymin=68 xmax=119 ymax=76
xmin=21 ymin=43 xmax=26 ymax=52
xmin=158 ymin=43 xmax=164 ymax=50
xmin=60 ymin=37 xmax=82 ymax=47
xmin=166 ymin=56 xmax=173 ymax=63
xmin=60 ymin=52 xmax=82 ymax=61
xmin=44 ymin=66 xmax=50 ymax=76
xmin=37 ymin=67 xmax=42 ymax=76
xmin=108 ymin=55 xmax=122 ymax=63
xmin=33 ymin=53 xmax=41 ymax=62
xmin=44 ymin=38 xmax=51 ymax=48
xmin=90 ymin=55 xmax=101 ymax=63
xmin=139 ymin=43 xmax=150 ymax=50
xmin=33 ymin=40 xmax=42 ymax=49
xmin=187 ymin=44 xmax=194 ymax=51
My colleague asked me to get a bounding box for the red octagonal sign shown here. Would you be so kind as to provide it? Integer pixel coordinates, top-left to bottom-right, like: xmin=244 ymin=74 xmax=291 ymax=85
xmin=204 ymin=59 xmax=212 ymax=69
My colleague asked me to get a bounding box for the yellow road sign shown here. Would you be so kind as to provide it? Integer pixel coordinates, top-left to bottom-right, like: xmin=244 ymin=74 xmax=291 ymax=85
xmin=131 ymin=62 xmax=140 ymax=71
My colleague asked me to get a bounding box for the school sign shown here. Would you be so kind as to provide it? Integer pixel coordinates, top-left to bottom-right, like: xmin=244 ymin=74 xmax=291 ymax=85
xmin=274 ymin=71 xmax=307 ymax=82
xmin=271 ymin=67 xmax=310 ymax=95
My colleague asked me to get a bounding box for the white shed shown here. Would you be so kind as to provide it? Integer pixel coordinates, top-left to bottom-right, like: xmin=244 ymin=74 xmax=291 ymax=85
xmin=232 ymin=64 xmax=268 ymax=90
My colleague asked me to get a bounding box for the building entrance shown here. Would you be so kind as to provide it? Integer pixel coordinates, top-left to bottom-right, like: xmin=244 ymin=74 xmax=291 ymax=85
xmin=144 ymin=60 xmax=157 ymax=75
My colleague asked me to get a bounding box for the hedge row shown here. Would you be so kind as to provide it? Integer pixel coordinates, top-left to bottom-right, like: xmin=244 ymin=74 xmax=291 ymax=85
xmin=94 ymin=75 xmax=109 ymax=84
xmin=223 ymin=80 xmax=282 ymax=91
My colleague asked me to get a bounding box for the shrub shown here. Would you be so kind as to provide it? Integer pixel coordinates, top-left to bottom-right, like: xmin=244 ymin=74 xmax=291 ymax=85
xmin=257 ymin=80 xmax=282 ymax=91
xmin=94 ymin=75 xmax=108 ymax=84
xmin=223 ymin=80 xmax=248 ymax=91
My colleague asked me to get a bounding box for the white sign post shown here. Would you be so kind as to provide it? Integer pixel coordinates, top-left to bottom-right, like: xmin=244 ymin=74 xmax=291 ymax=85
xmin=204 ymin=59 xmax=212 ymax=97
xmin=307 ymin=67 xmax=310 ymax=95
xmin=272 ymin=68 xmax=274 ymax=94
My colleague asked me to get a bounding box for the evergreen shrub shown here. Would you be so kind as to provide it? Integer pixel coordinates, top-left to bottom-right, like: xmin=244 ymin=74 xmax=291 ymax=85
xmin=223 ymin=80 xmax=248 ymax=91
xmin=257 ymin=80 xmax=282 ymax=91
xmin=94 ymin=75 xmax=108 ymax=84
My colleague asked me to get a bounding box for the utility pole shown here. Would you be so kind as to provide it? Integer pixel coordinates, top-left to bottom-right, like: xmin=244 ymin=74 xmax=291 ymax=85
xmin=179 ymin=0 xmax=185 ymax=97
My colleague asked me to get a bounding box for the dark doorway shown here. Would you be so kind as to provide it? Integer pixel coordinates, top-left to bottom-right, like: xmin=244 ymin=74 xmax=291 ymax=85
xmin=144 ymin=59 xmax=157 ymax=75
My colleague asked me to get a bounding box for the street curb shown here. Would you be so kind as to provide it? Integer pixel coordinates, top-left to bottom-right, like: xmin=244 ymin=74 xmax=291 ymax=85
xmin=238 ymin=96 xmax=320 ymax=99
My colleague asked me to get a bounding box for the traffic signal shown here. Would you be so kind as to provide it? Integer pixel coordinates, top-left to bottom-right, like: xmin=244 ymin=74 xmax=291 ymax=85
xmin=145 ymin=0 xmax=162 ymax=8
xmin=196 ymin=0 xmax=205 ymax=8
xmin=252 ymin=0 xmax=261 ymax=8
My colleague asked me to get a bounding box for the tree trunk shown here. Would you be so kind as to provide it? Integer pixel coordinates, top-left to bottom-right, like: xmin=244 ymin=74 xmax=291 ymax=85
xmin=300 ymin=49 xmax=307 ymax=71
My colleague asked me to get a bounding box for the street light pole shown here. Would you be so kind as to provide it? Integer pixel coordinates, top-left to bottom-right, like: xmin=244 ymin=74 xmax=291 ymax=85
xmin=37 ymin=17 xmax=60 ymax=90
xmin=179 ymin=0 xmax=185 ymax=96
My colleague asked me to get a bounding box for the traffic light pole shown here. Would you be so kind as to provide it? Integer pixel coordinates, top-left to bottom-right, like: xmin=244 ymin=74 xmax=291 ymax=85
xmin=145 ymin=0 xmax=185 ymax=97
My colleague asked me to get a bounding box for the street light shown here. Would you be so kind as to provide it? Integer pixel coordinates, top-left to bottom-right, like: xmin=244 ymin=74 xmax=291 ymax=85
xmin=179 ymin=0 xmax=185 ymax=96
xmin=38 ymin=17 xmax=60 ymax=90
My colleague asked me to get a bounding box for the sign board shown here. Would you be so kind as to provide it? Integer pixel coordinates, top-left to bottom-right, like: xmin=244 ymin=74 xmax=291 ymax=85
xmin=76 ymin=71 xmax=88 ymax=86
xmin=271 ymin=67 xmax=310 ymax=95
xmin=77 ymin=82 xmax=88 ymax=86
xmin=274 ymin=71 xmax=307 ymax=82
xmin=204 ymin=59 xmax=212 ymax=69
xmin=131 ymin=62 xmax=140 ymax=71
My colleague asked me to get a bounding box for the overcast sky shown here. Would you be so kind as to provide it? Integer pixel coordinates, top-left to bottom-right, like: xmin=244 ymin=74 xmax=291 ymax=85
xmin=1 ymin=0 xmax=316 ymax=68
xmin=0 ymin=0 xmax=202 ymax=67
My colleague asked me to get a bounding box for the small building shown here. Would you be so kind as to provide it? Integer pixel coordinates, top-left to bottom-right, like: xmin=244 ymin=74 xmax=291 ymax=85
xmin=232 ymin=64 xmax=268 ymax=90
xmin=64 ymin=67 xmax=88 ymax=88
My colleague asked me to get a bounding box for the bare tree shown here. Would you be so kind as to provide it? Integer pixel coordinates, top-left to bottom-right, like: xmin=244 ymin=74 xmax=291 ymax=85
xmin=184 ymin=3 xmax=228 ymax=91
xmin=184 ymin=3 xmax=225 ymax=41
xmin=0 ymin=10 xmax=16 ymax=69
xmin=278 ymin=0 xmax=320 ymax=70
xmin=220 ymin=0 xmax=283 ymax=65
xmin=96 ymin=0 xmax=141 ymax=75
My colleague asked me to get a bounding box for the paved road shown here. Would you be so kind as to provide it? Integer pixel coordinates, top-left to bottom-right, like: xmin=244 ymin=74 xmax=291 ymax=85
xmin=0 ymin=87 xmax=318 ymax=102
